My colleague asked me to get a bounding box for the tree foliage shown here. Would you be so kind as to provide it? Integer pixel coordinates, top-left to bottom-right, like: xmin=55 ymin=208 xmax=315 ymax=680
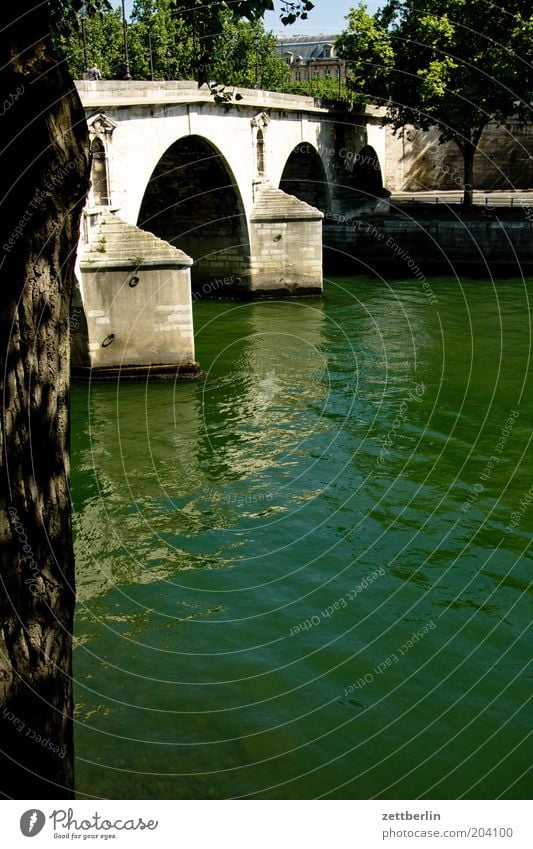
xmin=210 ymin=16 xmax=289 ymax=90
xmin=53 ymin=6 xmax=124 ymax=78
xmin=129 ymin=2 xmax=288 ymax=87
xmin=337 ymin=0 xmax=533 ymax=205
xmin=51 ymin=0 xmax=313 ymax=83
xmin=286 ymin=76 xmax=350 ymax=102
xmin=335 ymin=4 xmax=394 ymax=105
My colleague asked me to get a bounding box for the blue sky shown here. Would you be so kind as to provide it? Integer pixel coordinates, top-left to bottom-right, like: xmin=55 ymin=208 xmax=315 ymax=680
xmin=264 ymin=1 xmax=380 ymax=35
xmin=115 ymin=1 xmax=381 ymax=34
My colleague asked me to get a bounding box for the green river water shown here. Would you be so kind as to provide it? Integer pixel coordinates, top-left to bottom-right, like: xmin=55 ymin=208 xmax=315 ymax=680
xmin=71 ymin=275 xmax=532 ymax=799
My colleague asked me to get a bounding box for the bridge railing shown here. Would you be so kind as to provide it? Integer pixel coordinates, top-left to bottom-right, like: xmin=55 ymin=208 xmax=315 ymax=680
xmin=390 ymin=192 xmax=533 ymax=208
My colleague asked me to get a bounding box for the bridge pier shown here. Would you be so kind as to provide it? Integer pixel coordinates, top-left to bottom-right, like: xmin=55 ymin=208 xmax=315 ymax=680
xmin=184 ymin=186 xmax=324 ymax=299
xmin=249 ymin=186 xmax=324 ymax=297
xmin=73 ymin=212 xmax=201 ymax=379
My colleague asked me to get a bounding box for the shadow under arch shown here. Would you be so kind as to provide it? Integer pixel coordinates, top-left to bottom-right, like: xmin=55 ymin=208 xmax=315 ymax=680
xmin=351 ymin=144 xmax=383 ymax=196
xmin=138 ymin=135 xmax=250 ymax=295
xmin=279 ymin=142 xmax=330 ymax=213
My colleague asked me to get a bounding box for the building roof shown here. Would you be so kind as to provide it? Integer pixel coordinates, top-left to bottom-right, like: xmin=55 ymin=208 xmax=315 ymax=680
xmin=276 ymin=34 xmax=341 ymax=63
xmin=276 ymin=34 xmax=341 ymax=44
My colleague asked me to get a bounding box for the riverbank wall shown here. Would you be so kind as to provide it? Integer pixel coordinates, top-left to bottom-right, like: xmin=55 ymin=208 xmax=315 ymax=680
xmin=323 ymin=217 xmax=533 ymax=276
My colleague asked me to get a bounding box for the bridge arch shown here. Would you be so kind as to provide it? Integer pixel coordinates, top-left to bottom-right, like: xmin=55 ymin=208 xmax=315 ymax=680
xmin=279 ymin=142 xmax=330 ymax=214
xmin=138 ymin=134 xmax=250 ymax=295
xmin=351 ymin=144 xmax=383 ymax=196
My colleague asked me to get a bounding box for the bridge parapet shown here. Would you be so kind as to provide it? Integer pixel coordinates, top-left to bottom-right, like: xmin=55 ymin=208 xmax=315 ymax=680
xmin=76 ymin=80 xmax=324 ymax=113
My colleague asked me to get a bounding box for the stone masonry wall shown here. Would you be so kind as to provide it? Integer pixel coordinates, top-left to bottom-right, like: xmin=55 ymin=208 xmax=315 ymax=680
xmin=324 ymin=219 xmax=533 ymax=275
xmin=77 ymin=265 xmax=195 ymax=370
xmin=250 ymin=219 xmax=323 ymax=293
xmin=385 ymin=121 xmax=533 ymax=192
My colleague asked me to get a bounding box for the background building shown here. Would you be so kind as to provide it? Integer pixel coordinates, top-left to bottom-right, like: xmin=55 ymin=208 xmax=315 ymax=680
xmin=276 ymin=35 xmax=346 ymax=84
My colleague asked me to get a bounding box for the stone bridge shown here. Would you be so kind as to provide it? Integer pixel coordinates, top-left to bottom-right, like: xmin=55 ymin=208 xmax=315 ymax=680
xmin=74 ymin=81 xmax=386 ymax=376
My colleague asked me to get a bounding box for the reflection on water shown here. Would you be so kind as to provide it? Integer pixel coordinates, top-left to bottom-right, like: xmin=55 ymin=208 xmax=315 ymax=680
xmin=72 ymin=279 xmax=532 ymax=800
xmin=73 ymin=300 xmax=328 ymax=602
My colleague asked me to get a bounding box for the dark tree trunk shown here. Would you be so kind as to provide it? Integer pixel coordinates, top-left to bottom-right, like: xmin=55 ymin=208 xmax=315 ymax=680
xmin=462 ymin=141 xmax=476 ymax=208
xmin=0 ymin=3 xmax=89 ymax=798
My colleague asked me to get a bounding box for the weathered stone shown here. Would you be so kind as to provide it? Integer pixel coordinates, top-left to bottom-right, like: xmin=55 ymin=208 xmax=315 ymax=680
xmin=75 ymin=212 xmax=199 ymax=378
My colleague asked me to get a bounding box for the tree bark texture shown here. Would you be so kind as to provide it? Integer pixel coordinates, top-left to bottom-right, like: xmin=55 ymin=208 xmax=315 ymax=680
xmin=0 ymin=2 xmax=89 ymax=798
